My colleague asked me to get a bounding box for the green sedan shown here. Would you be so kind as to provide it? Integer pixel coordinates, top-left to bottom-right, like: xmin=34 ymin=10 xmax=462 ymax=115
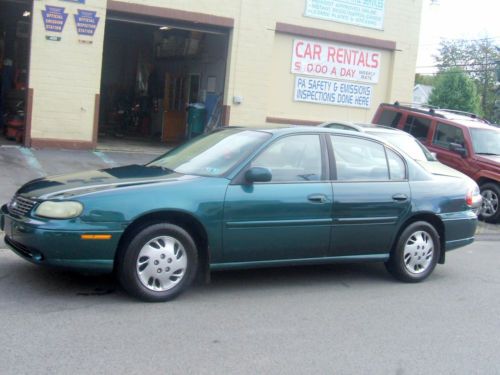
xmin=0 ymin=127 xmax=480 ymax=301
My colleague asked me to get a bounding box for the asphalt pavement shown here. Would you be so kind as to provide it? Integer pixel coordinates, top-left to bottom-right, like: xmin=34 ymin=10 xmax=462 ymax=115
xmin=0 ymin=144 xmax=499 ymax=374
xmin=0 ymin=144 xmax=161 ymax=204
xmin=0 ymin=239 xmax=499 ymax=374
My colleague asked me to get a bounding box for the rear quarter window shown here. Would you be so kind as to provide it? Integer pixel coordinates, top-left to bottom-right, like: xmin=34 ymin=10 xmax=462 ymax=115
xmin=377 ymin=109 xmax=402 ymax=128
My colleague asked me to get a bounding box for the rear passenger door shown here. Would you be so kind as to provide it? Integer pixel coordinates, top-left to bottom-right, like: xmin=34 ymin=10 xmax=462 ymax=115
xmin=328 ymin=135 xmax=411 ymax=257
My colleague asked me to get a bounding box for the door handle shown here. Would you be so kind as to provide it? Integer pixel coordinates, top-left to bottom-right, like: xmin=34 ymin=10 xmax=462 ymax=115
xmin=308 ymin=194 xmax=329 ymax=204
xmin=392 ymin=193 xmax=408 ymax=202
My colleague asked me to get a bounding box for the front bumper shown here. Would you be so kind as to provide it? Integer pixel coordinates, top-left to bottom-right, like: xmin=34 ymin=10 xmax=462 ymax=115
xmin=1 ymin=204 xmax=123 ymax=272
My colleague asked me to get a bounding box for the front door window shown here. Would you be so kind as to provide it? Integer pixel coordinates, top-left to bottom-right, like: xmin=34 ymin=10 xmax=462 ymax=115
xmin=251 ymin=134 xmax=324 ymax=182
xmin=432 ymin=123 xmax=465 ymax=149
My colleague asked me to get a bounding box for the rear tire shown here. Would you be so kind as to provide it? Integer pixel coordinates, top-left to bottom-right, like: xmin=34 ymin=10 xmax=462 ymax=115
xmin=479 ymin=183 xmax=500 ymax=223
xmin=385 ymin=221 xmax=440 ymax=283
xmin=117 ymin=223 xmax=198 ymax=302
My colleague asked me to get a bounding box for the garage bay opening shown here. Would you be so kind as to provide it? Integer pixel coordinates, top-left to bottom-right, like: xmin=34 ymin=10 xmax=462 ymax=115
xmin=98 ymin=15 xmax=229 ymax=151
xmin=0 ymin=0 xmax=32 ymax=146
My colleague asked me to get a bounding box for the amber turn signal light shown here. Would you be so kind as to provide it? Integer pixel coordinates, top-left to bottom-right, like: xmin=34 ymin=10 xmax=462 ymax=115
xmin=81 ymin=234 xmax=112 ymax=240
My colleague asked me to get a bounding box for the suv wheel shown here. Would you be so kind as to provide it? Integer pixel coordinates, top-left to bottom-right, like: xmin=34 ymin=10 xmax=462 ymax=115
xmin=479 ymin=183 xmax=500 ymax=223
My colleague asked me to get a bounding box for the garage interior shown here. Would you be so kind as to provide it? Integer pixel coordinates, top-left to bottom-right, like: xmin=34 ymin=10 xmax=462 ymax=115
xmin=0 ymin=0 xmax=31 ymax=146
xmin=98 ymin=14 xmax=229 ymax=150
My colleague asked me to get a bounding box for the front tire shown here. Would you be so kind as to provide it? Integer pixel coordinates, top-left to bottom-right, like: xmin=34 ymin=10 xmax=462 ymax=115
xmin=385 ymin=221 xmax=440 ymax=283
xmin=479 ymin=183 xmax=500 ymax=223
xmin=117 ymin=223 xmax=198 ymax=302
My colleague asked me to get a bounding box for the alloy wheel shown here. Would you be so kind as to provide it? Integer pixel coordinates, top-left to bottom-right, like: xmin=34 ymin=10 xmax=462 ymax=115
xmin=480 ymin=189 xmax=499 ymax=219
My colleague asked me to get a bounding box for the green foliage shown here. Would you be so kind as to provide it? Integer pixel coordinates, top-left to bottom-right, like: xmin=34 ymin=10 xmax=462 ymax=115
xmin=428 ymin=67 xmax=481 ymax=114
xmin=434 ymin=38 xmax=500 ymax=120
xmin=414 ymin=73 xmax=436 ymax=86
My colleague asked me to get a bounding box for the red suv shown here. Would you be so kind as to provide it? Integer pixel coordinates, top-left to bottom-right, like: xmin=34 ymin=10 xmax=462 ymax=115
xmin=373 ymin=103 xmax=500 ymax=223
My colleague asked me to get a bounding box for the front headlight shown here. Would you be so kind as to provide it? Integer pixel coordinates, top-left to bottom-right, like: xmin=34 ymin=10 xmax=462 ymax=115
xmin=35 ymin=201 xmax=83 ymax=219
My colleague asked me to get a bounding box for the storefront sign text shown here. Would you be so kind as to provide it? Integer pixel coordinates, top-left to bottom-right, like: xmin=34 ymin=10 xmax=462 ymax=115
xmin=74 ymin=9 xmax=100 ymax=36
xmin=291 ymin=39 xmax=381 ymax=84
xmin=305 ymin=0 xmax=385 ymax=30
xmin=42 ymin=5 xmax=68 ymax=33
xmin=294 ymin=76 xmax=372 ymax=109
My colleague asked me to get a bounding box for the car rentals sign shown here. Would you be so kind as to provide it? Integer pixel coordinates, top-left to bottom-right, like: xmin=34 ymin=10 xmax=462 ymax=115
xmin=291 ymin=39 xmax=381 ymax=84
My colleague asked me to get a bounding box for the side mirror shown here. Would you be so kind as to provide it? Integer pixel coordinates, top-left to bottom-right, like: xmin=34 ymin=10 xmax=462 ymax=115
xmin=245 ymin=167 xmax=272 ymax=183
xmin=449 ymin=143 xmax=467 ymax=157
xmin=430 ymin=152 xmax=437 ymax=159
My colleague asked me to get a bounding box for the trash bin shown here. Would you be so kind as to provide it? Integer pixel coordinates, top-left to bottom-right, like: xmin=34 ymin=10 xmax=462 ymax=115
xmin=187 ymin=103 xmax=206 ymax=138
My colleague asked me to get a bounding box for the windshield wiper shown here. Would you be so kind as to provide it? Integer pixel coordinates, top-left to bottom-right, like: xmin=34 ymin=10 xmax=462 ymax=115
xmin=476 ymin=152 xmax=499 ymax=156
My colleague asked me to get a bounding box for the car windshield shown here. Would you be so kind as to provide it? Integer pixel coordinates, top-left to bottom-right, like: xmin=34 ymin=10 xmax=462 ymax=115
xmin=147 ymin=128 xmax=271 ymax=176
xmin=470 ymin=128 xmax=500 ymax=155
xmin=365 ymin=131 xmax=435 ymax=161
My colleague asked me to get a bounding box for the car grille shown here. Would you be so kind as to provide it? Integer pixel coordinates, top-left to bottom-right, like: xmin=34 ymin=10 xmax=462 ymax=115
xmin=8 ymin=195 xmax=37 ymax=217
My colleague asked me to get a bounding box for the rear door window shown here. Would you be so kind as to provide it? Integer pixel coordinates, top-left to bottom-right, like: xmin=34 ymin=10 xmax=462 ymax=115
xmin=377 ymin=109 xmax=402 ymax=128
xmin=432 ymin=122 xmax=465 ymax=149
xmin=403 ymin=115 xmax=431 ymax=141
xmin=330 ymin=135 xmax=389 ymax=181
xmin=386 ymin=148 xmax=407 ymax=180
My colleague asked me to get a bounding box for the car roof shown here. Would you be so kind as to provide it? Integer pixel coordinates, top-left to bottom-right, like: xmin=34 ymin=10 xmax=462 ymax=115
xmin=379 ymin=103 xmax=498 ymax=130
xmin=225 ymin=124 xmax=399 ymax=142
xmin=319 ymin=121 xmax=411 ymax=135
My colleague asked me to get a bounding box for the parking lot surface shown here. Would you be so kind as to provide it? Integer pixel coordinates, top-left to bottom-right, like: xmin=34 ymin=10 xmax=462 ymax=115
xmin=0 ymin=239 xmax=499 ymax=374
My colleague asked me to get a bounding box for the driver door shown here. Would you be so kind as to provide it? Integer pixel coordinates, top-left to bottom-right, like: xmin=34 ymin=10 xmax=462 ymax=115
xmin=222 ymin=134 xmax=333 ymax=263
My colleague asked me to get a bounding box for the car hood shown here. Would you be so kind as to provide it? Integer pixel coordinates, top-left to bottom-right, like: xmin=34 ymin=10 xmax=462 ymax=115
xmin=416 ymin=160 xmax=468 ymax=179
xmin=16 ymin=164 xmax=196 ymax=200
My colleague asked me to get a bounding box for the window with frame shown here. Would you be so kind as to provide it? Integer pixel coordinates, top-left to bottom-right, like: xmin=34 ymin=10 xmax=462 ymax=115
xmin=386 ymin=148 xmax=406 ymax=180
xmin=432 ymin=122 xmax=465 ymax=148
xmin=377 ymin=110 xmax=402 ymax=127
xmin=403 ymin=115 xmax=431 ymax=141
xmin=251 ymin=134 xmax=323 ymax=182
xmin=330 ymin=136 xmax=390 ymax=181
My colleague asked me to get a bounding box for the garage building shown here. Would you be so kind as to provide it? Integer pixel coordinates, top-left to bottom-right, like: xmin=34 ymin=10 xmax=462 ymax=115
xmin=0 ymin=0 xmax=424 ymax=149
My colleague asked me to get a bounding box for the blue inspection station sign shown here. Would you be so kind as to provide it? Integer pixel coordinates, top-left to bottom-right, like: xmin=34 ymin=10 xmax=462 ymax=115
xmin=74 ymin=9 xmax=100 ymax=36
xmin=42 ymin=5 xmax=68 ymax=33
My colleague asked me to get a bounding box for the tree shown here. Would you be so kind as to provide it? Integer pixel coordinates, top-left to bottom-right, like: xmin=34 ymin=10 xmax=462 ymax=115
xmin=434 ymin=38 xmax=500 ymax=120
xmin=414 ymin=73 xmax=436 ymax=86
xmin=428 ymin=67 xmax=481 ymax=114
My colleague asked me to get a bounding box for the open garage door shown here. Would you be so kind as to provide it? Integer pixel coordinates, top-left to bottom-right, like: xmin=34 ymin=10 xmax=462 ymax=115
xmin=0 ymin=0 xmax=32 ymax=147
xmin=97 ymin=7 xmax=230 ymax=151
